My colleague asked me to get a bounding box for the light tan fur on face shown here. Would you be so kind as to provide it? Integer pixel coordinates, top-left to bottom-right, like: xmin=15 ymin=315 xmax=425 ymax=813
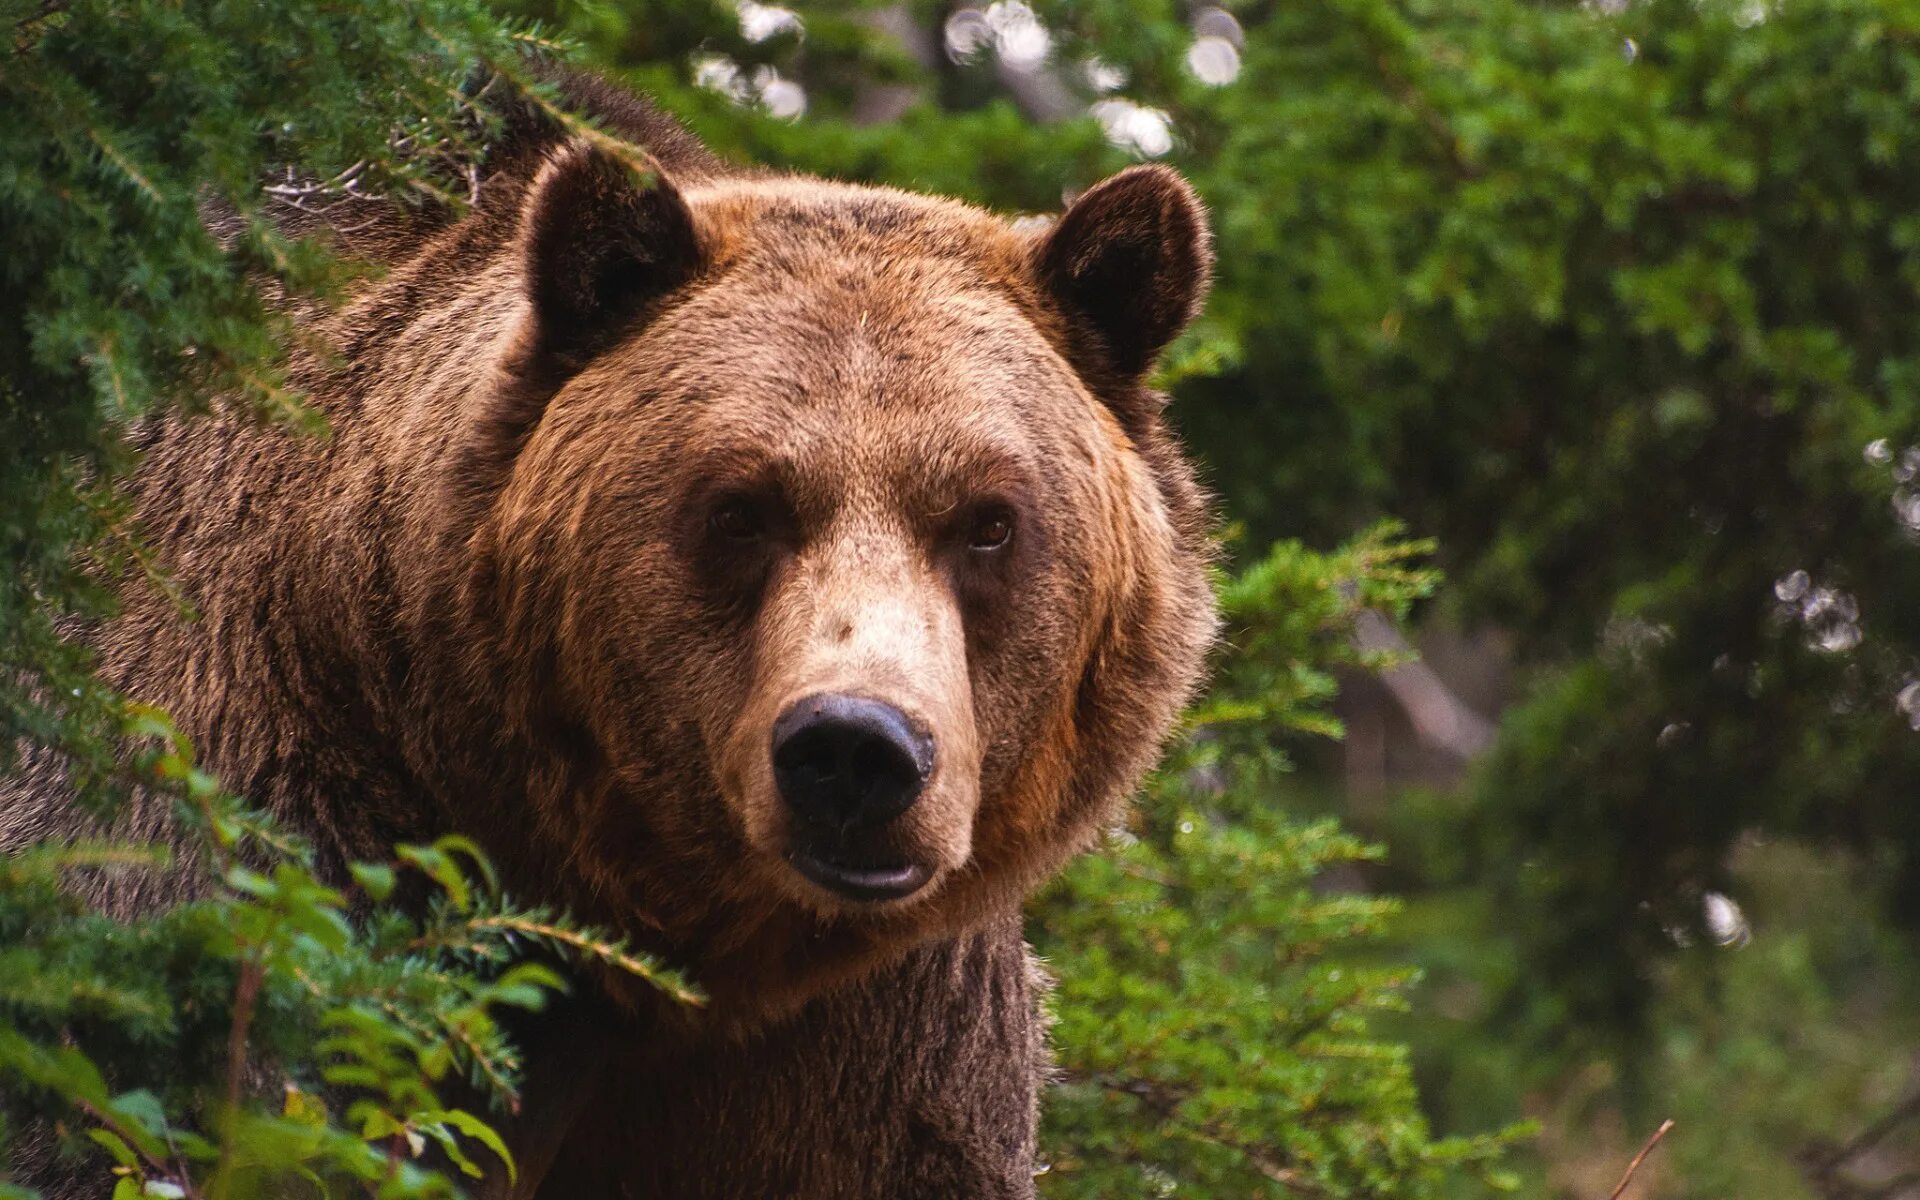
xmin=472 ymin=174 xmax=1208 ymax=1016
xmin=718 ymin=515 xmax=982 ymax=913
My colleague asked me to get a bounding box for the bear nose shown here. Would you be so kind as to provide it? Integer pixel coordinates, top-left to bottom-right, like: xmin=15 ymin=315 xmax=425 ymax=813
xmin=772 ymin=694 xmax=933 ymax=833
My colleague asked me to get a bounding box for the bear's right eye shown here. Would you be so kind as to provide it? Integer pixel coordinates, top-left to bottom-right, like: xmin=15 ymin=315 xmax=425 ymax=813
xmin=709 ymin=498 xmax=765 ymax=542
xmin=967 ymin=506 xmax=1016 ymax=552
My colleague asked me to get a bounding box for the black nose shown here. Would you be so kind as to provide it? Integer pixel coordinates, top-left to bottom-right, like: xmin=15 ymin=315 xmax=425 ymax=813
xmin=772 ymin=694 xmax=933 ymax=833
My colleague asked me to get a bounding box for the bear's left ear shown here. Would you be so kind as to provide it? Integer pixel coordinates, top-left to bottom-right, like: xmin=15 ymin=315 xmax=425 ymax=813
xmin=518 ymin=138 xmax=704 ymax=370
xmin=1033 ymin=165 xmax=1214 ymax=379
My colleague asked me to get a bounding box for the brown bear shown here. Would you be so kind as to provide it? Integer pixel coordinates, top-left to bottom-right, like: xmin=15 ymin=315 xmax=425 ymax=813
xmin=0 ymin=69 xmax=1217 ymax=1198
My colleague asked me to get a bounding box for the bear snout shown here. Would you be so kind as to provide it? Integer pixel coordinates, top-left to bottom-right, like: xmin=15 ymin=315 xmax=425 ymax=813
xmin=771 ymin=693 xmax=938 ymax=902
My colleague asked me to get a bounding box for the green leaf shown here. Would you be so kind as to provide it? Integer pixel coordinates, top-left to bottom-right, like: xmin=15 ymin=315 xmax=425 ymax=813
xmin=86 ymin=1129 xmax=139 ymax=1170
xmin=418 ymin=1109 xmax=517 ymax=1184
xmin=349 ymin=861 xmax=397 ymax=902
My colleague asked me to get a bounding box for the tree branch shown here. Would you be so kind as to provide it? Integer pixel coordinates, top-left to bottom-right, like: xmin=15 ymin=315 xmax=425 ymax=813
xmin=1609 ymin=1119 xmax=1674 ymax=1200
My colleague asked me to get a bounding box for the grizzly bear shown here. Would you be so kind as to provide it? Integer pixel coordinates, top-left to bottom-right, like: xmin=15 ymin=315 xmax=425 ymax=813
xmin=0 ymin=69 xmax=1217 ymax=1198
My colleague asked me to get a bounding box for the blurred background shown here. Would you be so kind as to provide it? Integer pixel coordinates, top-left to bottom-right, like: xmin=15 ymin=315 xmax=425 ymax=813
xmin=497 ymin=0 xmax=1920 ymax=1194
xmin=10 ymin=0 xmax=1920 ymax=1195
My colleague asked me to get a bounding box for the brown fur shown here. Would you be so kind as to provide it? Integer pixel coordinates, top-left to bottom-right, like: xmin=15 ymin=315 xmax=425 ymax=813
xmin=1 ymin=71 xmax=1216 ymax=1198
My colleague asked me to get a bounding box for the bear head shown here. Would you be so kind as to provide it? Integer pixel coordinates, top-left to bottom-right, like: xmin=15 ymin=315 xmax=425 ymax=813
xmin=428 ymin=140 xmax=1218 ymax=1021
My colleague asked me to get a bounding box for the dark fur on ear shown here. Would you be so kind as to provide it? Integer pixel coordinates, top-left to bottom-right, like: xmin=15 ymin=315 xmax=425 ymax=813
xmin=1034 ymin=165 xmax=1214 ymax=378
xmin=520 ymin=138 xmax=703 ymax=370
xmin=436 ymin=140 xmax=704 ymax=542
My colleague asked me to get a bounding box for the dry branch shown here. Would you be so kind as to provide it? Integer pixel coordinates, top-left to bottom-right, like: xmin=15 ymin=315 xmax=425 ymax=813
xmin=1609 ymin=1119 xmax=1675 ymax=1200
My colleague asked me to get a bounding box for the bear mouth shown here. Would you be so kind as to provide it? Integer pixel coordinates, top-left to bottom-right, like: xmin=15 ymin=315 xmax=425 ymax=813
xmin=786 ymin=850 xmax=931 ymax=903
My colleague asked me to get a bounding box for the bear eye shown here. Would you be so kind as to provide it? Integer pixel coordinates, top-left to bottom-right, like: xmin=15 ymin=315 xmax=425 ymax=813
xmin=709 ymin=498 xmax=765 ymax=542
xmin=968 ymin=507 xmax=1016 ymax=552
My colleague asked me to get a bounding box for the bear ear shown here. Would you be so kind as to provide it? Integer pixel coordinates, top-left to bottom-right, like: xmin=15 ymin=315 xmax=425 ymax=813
xmin=1033 ymin=165 xmax=1214 ymax=379
xmin=518 ymin=139 xmax=703 ymax=370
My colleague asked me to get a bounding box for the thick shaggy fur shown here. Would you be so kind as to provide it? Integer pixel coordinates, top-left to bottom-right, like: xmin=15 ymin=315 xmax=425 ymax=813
xmin=1 ymin=71 xmax=1217 ymax=1198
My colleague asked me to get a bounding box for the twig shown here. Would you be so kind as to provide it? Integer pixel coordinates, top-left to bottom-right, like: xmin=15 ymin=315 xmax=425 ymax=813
xmin=13 ymin=0 xmax=64 ymax=28
xmin=10 ymin=0 xmax=64 ymax=55
xmin=76 ymin=482 xmax=195 ymax=620
xmin=72 ymin=1095 xmax=194 ymax=1196
xmin=1609 ymin=1119 xmax=1675 ymax=1200
xmin=1369 ymin=50 xmax=1482 ymax=182
xmin=1820 ymin=1089 xmax=1920 ymax=1172
xmin=1866 ymin=1171 xmax=1920 ymax=1200
xmin=213 ymin=956 xmax=266 ymax=1200
xmin=1350 ymin=610 xmax=1496 ymax=760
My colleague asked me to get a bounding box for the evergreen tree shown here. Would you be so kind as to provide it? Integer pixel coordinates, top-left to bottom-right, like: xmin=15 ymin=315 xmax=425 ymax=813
xmin=3 ymin=2 xmax=1507 ymax=1196
xmin=2 ymin=5 xmax=695 ymax=1196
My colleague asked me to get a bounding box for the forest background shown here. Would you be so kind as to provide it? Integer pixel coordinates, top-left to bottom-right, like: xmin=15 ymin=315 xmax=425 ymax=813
xmin=5 ymin=0 xmax=1920 ymax=1197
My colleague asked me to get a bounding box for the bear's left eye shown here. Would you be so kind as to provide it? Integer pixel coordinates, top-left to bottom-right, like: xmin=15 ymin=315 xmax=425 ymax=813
xmin=968 ymin=507 xmax=1016 ymax=552
xmin=710 ymin=498 xmax=765 ymax=542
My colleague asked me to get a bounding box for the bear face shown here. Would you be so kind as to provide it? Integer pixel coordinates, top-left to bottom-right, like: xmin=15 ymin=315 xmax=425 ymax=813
xmin=427 ymin=144 xmax=1217 ymax=1020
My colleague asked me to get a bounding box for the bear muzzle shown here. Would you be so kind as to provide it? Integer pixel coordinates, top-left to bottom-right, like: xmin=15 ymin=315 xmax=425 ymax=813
xmin=772 ymin=693 xmax=937 ymax=902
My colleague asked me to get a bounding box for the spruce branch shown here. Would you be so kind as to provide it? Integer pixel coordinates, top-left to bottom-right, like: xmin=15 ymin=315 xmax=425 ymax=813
xmin=417 ymin=910 xmax=705 ymax=1008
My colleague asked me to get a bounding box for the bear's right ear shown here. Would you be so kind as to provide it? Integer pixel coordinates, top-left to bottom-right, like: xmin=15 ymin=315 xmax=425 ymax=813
xmin=517 ymin=139 xmax=703 ymax=370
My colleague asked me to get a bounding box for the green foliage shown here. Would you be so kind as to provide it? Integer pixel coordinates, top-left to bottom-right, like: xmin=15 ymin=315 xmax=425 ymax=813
xmin=0 ymin=4 xmax=708 ymax=1196
xmin=0 ymin=715 xmax=695 ymax=1199
xmin=1028 ymin=528 xmax=1525 ymax=1197
xmin=28 ymin=0 xmax=1920 ymax=1193
xmin=0 ymin=0 xmax=534 ymax=795
xmin=1107 ymin=1 xmax=1920 ymax=1187
xmin=1174 ymin=0 xmax=1920 ymax=1044
xmin=4 ymin=2 xmax=1511 ymax=1195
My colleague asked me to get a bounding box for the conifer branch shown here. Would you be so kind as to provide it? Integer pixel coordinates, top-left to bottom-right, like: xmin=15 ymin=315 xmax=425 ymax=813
xmin=445 ymin=913 xmax=705 ymax=1007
